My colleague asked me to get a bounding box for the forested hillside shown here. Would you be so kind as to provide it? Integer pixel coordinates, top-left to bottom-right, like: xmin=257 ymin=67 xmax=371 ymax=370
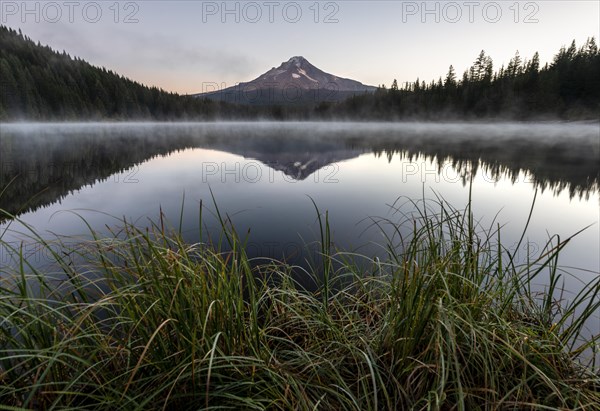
xmin=0 ymin=26 xmax=244 ymax=120
xmin=320 ymin=39 xmax=600 ymax=120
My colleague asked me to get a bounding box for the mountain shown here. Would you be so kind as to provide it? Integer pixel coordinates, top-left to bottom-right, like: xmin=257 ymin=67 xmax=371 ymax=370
xmin=195 ymin=56 xmax=377 ymax=105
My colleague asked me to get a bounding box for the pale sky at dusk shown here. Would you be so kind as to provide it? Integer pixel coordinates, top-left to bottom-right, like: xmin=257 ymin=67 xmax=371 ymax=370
xmin=2 ymin=1 xmax=599 ymax=94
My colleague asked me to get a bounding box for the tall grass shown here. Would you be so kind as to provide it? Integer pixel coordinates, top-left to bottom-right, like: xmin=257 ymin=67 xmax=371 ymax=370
xmin=0 ymin=197 xmax=598 ymax=410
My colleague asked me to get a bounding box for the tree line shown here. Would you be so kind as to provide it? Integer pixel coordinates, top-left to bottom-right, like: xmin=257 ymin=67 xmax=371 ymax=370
xmin=317 ymin=38 xmax=600 ymax=120
xmin=1 ymin=25 xmax=598 ymax=121
xmin=0 ymin=26 xmax=254 ymax=120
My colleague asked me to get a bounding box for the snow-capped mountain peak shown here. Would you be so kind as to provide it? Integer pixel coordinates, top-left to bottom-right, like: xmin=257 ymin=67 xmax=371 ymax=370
xmin=287 ymin=56 xmax=306 ymax=67
xmin=196 ymin=56 xmax=376 ymax=105
xmin=250 ymin=56 xmax=374 ymax=91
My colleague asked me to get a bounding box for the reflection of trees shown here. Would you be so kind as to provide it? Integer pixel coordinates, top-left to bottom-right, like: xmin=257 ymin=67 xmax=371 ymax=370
xmin=0 ymin=127 xmax=202 ymax=217
xmin=367 ymin=139 xmax=598 ymax=200
xmin=0 ymin=124 xmax=598 ymax=220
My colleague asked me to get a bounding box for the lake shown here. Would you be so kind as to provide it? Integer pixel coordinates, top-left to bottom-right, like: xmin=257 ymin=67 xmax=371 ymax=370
xmin=1 ymin=122 xmax=599 ymax=296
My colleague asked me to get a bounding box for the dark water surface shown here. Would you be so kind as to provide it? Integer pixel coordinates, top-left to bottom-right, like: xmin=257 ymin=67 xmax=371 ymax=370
xmin=1 ymin=122 xmax=598 ymax=295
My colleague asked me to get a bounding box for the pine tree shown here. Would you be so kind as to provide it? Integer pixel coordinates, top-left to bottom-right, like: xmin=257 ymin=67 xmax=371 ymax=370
xmin=445 ymin=65 xmax=457 ymax=88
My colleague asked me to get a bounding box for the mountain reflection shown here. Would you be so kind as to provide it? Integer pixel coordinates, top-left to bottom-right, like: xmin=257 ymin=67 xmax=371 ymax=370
xmin=0 ymin=122 xmax=598 ymax=218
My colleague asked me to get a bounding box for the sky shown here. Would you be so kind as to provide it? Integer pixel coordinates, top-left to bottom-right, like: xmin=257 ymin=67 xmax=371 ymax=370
xmin=2 ymin=1 xmax=599 ymax=94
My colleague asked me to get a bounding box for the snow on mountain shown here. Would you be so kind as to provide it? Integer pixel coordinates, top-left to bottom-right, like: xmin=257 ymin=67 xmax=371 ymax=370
xmin=244 ymin=56 xmax=375 ymax=91
xmin=195 ymin=56 xmax=376 ymax=105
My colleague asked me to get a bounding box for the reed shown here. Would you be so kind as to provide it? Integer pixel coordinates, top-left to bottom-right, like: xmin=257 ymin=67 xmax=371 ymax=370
xmin=0 ymin=196 xmax=598 ymax=410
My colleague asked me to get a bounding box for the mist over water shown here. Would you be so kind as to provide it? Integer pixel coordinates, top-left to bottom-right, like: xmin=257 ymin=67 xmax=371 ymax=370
xmin=1 ymin=121 xmax=598 ymax=280
xmin=1 ymin=121 xmax=598 ymax=213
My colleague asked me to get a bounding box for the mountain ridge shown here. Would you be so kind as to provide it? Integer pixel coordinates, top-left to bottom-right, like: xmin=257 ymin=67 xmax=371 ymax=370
xmin=195 ymin=56 xmax=376 ymax=105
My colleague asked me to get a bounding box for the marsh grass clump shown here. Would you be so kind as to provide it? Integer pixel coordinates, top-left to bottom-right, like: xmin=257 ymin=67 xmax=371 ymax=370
xmin=0 ymin=197 xmax=598 ymax=410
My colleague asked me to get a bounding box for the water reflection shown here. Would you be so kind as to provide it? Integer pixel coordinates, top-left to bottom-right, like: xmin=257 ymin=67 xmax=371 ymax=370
xmin=1 ymin=122 xmax=597 ymax=356
xmin=1 ymin=122 xmax=598 ymax=219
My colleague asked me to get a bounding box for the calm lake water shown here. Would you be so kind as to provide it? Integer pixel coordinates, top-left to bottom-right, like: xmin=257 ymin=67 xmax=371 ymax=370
xmin=1 ymin=122 xmax=599 ymax=296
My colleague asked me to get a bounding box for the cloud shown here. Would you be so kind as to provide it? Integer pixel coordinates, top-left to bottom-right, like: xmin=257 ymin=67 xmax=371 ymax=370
xmin=10 ymin=21 xmax=261 ymax=88
xmin=102 ymin=27 xmax=260 ymax=78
